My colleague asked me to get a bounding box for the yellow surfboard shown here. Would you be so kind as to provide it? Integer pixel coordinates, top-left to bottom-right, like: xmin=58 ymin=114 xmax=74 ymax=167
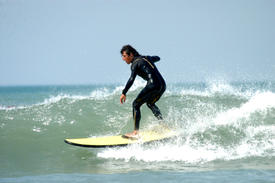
xmin=65 ymin=126 xmax=176 ymax=148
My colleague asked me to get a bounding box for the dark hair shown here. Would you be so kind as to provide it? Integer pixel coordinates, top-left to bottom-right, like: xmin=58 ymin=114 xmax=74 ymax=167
xmin=120 ymin=45 xmax=140 ymax=57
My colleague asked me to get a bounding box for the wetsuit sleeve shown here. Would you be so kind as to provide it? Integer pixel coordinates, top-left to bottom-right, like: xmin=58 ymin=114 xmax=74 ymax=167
xmin=145 ymin=55 xmax=160 ymax=63
xmin=122 ymin=64 xmax=137 ymax=95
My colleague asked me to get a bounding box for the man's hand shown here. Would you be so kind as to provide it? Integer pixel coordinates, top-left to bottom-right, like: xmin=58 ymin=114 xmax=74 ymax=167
xmin=120 ymin=94 xmax=126 ymax=104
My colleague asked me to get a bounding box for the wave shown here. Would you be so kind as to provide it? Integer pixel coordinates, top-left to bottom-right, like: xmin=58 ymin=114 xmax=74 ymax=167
xmin=1 ymin=80 xmax=273 ymax=110
xmin=1 ymin=81 xmax=275 ymax=177
xmin=0 ymin=80 xmax=148 ymax=111
xmin=98 ymin=91 xmax=275 ymax=163
xmin=213 ymin=91 xmax=275 ymax=126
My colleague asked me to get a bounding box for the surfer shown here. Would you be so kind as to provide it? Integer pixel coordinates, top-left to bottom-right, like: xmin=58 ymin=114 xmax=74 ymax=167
xmin=120 ymin=45 xmax=166 ymax=138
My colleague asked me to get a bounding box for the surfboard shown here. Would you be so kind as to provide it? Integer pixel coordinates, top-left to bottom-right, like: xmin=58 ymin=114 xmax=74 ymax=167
xmin=64 ymin=125 xmax=176 ymax=148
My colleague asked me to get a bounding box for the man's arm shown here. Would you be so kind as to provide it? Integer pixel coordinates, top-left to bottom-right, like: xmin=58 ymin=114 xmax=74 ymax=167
xmin=145 ymin=55 xmax=160 ymax=63
xmin=122 ymin=67 xmax=137 ymax=96
xmin=120 ymin=68 xmax=136 ymax=104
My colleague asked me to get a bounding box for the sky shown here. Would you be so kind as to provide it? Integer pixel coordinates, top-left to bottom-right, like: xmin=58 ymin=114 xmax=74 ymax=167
xmin=0 ymin=0 xmax=274 ymax=86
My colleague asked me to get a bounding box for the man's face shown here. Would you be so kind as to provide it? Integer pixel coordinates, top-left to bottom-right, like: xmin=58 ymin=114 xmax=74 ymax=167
xmin=122 ymin=51 xmax=134 ymax=64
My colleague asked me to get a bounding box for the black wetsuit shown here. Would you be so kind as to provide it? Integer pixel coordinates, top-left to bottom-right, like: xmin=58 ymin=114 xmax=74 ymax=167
xmin=122 ymin=55 xmax=166 ymax=130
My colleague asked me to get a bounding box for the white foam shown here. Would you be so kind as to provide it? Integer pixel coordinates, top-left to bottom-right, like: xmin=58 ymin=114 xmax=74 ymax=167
xmin=90 ymin=88 xmax=114 ymax=99
xmin=0 ymin=105 xmax=29 ymax=111
xmin=128 ymin=79 xmax=146 ymax=91
xmin=98 ymin=90 xmax=275 ymax=164
xmin=0 ymin=88 xmax=120 ymax=111
xmin=1 ymin=80 xmax=269 ymax=111
xmin=98 ymin=142 xmax=228 ymax=163
xmin=207 ymin=80 xmax=235 ymax=94
xmin=98 ymin=124 xmax=275 ymax=163
xmin=32 ymin=126 xmax=41 ymax=133
xmin=213 ymin=91 xmax=275 ymax=126
xmin=178 ymin=80 xmax=238 ymax=97
xmin=37 ymin=80 xmax=145 ymax=105
xmin=164 ymin=80 xmax=256 ymax=99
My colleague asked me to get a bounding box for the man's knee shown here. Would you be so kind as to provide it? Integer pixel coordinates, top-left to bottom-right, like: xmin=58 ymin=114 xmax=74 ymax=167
xmin=133 ymin=100 xmax=141 ymax=110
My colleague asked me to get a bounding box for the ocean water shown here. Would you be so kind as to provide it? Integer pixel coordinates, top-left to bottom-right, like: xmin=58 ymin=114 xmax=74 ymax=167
xmin=0 ymin=80 xmax=275 ymax=182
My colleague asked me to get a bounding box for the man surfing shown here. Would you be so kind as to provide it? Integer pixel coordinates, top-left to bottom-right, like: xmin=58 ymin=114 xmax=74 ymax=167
xmin=120 ymin=45 xmax=166 ymax=138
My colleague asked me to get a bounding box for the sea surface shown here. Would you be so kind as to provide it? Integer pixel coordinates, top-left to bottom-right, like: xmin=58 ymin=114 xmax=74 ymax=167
xmin=0 ymin=80 xmax=275 ymax=182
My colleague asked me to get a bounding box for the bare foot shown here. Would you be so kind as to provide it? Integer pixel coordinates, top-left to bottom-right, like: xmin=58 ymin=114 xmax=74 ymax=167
xmin=123 ymin=130 xmax=139 ymax=139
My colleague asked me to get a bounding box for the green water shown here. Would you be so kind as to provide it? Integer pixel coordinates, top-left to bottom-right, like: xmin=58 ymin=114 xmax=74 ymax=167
xmin=0 ymin=81 xmax=275 ymax=182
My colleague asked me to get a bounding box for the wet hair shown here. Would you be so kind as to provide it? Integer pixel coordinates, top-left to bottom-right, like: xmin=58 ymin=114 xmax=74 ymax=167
xmin=120 ymin=45 xmax=140 ymax=57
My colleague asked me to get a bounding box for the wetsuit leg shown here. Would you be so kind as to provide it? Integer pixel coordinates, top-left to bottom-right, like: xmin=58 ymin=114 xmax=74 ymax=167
xmin=132 ymin=83 xmax=166 ymax=130
xmin=132 ymin=85 xmax=158 ymax=130
xmin=132 ymin=101 xmax=141 ymax=131
xmin=146 ymin=103 xmax=163 ymax=120
xmin=146 ymin=84 xmax=166 ymax=120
